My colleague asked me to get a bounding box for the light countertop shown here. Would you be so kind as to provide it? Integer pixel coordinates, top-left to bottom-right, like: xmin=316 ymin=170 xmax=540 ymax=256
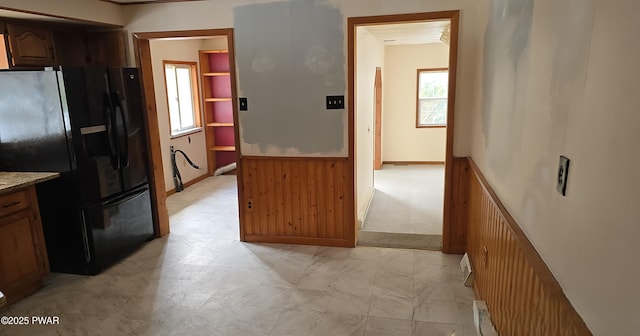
xmin=0 ymin=172 xmax=60 ymax=196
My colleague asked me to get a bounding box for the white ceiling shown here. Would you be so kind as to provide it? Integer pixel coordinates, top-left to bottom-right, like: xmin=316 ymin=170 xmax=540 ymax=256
xmin=0 ymin=9 xmax=71 ymax=22
xmin=362 ymin=20 xmax=450 ymax=45
xmin=105 ymin=0 xmax=158 ymax=3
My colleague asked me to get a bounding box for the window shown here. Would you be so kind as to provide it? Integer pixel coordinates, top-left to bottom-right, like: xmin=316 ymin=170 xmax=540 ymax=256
xmin=417 ymin=68 xmax=448 ymax=127
xmin=163 ymin=61 xmax=201 ymax=136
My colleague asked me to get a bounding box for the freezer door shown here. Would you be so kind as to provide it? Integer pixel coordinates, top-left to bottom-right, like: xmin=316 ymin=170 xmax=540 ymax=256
xmin=83 ymin=185 xmax=154 ymax=274
xmin=0 ymin=70 xmax=73 ymax=172
xmin=60 ymin=67 xmax=123 ymax=202
xmin=108 ymin=68 xmax=149 ymax=190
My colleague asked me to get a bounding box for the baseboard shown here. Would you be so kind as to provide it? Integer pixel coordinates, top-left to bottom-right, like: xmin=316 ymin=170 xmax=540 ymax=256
xmin=383 ymin=161 xmax=444 ymax=165
xmin=466 ymin=157 xmax=592 ymax=335
xmin=358 ymin=187 xmax=376 ymax=227
xmin=244 ymin=235 xmax=354 ymax=248
xmin=165 ymin=172 xmax=210 ymax=197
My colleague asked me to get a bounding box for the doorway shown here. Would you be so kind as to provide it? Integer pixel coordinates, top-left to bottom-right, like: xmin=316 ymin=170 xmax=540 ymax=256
xmin=133 ymin=29 xmax=242 ymax=237
xmin=348 ymin=11 xmax=459 ymax=252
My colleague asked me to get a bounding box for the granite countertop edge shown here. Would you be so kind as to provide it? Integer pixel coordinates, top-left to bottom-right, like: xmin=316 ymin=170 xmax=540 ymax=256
xmin=0 ymin=172 xmax=60 ymax=196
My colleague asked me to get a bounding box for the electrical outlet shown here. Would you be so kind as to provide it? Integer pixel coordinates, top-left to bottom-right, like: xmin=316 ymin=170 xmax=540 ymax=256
xmin=246 ymin=198 xmax=254 ymax=212
xmin=326 ymin=95 xmax=344 ymax=109
xmin=556 ymin=156 xmax=570 ymax=196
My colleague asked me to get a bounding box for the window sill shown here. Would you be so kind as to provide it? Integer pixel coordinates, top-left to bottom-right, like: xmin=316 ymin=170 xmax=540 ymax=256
xmin=171 ymin=127 xmax=203 ymax=139
xmin=417 ymin=125 xmax=447 ymax=129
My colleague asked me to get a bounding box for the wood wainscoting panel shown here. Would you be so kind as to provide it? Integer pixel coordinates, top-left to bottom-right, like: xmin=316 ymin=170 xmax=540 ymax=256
xmin=466 ymin=158 xmax=591 ymax=336
xmin=240 ymin=156 xmax=354 ymax=247
xmin=443 ymin=157 xmax=469 ymax=254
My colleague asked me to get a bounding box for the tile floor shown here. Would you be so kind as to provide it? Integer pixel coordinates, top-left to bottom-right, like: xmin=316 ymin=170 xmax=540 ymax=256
xmin=363 ymin=165 xmax=445 ymax=235
xmin=0 ymin=175 xmax=473 ymax=336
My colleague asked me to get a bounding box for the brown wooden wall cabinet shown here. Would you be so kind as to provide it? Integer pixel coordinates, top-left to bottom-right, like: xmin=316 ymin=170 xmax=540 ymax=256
xmin=4 ymin=22 xmax=57 ymax=67
xmin=1 ymin=20 xmax=127 ymax=69
xmin=85 ymin=31 xmax=127 ymax=67
xmin=0 ymin=186 xmax=50 ymax=306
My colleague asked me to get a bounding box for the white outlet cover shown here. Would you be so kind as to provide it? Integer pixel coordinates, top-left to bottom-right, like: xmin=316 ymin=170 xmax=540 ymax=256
xmin=460 ymin=253 xmax=474 ymax=287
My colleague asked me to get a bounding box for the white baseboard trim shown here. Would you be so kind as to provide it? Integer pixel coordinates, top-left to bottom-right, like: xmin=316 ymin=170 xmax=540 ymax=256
xmin=358 ymin=187 xmax=376 ymax=228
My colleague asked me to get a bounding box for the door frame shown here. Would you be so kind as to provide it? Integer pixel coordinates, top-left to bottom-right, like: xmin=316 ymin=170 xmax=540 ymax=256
xmin=374 ymin=66 xmax=382 ymax=170
xmin=132 ymin=29 xmax=242 ymax=238
xmin=348 ymin=11 xmax=460 ymax=252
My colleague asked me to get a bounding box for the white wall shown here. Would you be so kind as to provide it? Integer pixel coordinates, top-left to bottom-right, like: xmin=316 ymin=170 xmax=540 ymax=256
xmin=471 ymin=0 xmax=640 ymax=334
xmin=356 ymin=27 xmax=384 ymax=222
xmin=382 ymin=43 xmax=448 ymax=162
xmin=123 ymin=0 xmax=483 ymax=158
xmin=149 ymin=39 xmax=209 ymax=191
xmin=0 ymin=0 xmax=124 ymax=26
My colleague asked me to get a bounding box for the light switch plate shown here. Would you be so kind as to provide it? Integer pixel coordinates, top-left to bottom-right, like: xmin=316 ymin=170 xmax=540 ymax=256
xmin=239 ymin=97 xmax=248 ymax=111
xmin=326 ymin=95 xmax=344 ymax=109
xmin=556 ymin=156 xmax=570 ymax=196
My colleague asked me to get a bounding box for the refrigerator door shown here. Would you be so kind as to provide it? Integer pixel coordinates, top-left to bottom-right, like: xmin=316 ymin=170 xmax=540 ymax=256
xmin=60 ymin=67 xmax=124 ymax=203
xmin=82 ymin=185 xmax=154 ymax=275
xmin=108 ymin=68 xmax=149 ymax=191
xmin=0 ymin=70 xmax=73 ymax=172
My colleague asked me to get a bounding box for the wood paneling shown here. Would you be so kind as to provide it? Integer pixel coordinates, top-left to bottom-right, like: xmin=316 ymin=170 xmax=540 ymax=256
xmin=466 ymin=158 xmax=592 ymax=336
xmin=444 ymin=157 xmax=469 ymax=254
xmin=240 ymin=157 xmax=354 ymax=247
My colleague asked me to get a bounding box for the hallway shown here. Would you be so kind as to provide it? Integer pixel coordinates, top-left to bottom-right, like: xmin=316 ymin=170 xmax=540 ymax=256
xmin=360 ymin=165 xmax=444 ymax=250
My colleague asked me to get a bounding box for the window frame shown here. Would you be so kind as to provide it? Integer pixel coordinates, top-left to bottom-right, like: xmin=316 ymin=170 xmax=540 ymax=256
xmin=162 ymin=60 xmax=202 ymax=138
xmin=416 ymin=67 xmax=449 ymax=128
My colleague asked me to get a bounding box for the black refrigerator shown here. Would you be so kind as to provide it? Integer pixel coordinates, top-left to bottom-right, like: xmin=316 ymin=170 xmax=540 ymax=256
xmin=0 ymin=67 xmax=155 ymax=275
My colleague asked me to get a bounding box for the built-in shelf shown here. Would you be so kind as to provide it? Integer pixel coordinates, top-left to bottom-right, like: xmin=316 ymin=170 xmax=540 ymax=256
xmin=207 ymin=122 xmax=234 ymax=127
xmin=201 ymin=50 xmax=229 ymax=54
xmin=205 ymin=98 xmax=232 ymax=102
xmin=210 ymin=146 xmax=236 ymax=152
xmin=203 ymin=72 xmax=230 ymax=77
xmin=200 ymin=48 xmax=236 ymax=176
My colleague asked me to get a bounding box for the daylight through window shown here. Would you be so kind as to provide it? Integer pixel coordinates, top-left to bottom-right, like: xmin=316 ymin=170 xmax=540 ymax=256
xmin=417 ymin=69 xmax=448 ymax=127
xmin=164 ymin=61 xmax=201 ymax=135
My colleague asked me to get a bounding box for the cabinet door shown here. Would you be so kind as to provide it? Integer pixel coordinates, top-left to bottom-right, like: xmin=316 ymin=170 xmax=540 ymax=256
xmin=86 ymin=31 xmax=126 ymax=67
xmin=5 ymin=23 xmax=57 ymax=67
xmin=0 ymin=213 xmax=41 ymax=287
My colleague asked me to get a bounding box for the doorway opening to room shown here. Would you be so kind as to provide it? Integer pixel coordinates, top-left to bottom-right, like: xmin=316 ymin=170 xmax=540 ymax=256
xmin=133 ymin=29 xmax=242 ymax=238
xmin=349 ymin=12 xmax=459 ymax=251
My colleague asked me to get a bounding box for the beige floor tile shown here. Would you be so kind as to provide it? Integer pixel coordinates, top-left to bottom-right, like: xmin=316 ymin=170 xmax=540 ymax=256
xmin=316 ymin=312 xmax=367 ymax=336
xmin=269 ymin=308 xmax=324 ymax=336
xmin=413 ymin=321 xmax=468 ymax=336
xmin=365 ymin=316 xmax=413 ymax=336
xmin=3 ymin=175 xmax=475 ymax=335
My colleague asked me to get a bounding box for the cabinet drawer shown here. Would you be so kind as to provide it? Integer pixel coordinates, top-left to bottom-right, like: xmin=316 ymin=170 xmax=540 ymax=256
xmin=0 ymin=191 xmax=30 ymax=217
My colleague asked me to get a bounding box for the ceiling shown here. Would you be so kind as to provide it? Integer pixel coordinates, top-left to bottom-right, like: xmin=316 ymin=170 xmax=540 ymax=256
xmin=362 ymin=20 xmax=450 ymax=45
xmin=0 ymin=9 xmax=73 ymax=23
xmin=100 ymin=0 xmax=202 ymax=4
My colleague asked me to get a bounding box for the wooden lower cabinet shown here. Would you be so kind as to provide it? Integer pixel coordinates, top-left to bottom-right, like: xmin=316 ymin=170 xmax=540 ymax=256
xmin=0 ymin=186 xmax=49 ymax=306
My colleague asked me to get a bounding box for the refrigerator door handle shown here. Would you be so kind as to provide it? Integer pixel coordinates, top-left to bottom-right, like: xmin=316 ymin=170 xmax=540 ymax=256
xmin=80 ymin=210 xmax=92 ymax=263
xmin=111 ymin=91 xmax=130 ymax=169
xmin=103 ymin=92 xmax=120 ymax=170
